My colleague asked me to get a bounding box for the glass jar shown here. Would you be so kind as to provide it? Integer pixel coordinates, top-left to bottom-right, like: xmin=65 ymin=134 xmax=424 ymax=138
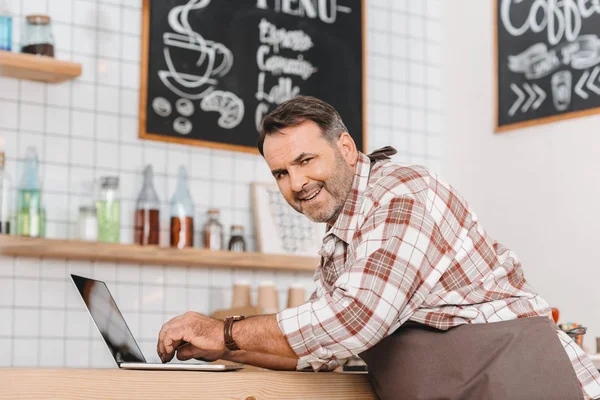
xmin=21 ymin=14 xmax=54 ymax=57
xmin=95 ymin=176 xmax=120 ymax=243
xmin=228 ymin=225 xmax=246 ymax=252
xmin=78 ymin=205 xmax=97 ymax=242
xmin=203 ymin=209 xmax=223 ymax=250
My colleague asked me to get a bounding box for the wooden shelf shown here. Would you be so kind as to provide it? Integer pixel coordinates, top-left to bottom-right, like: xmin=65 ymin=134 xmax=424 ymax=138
xmin=0 ymin=235 xmax=319 ymax=272
xmin=0 ymin=50 xmax=82 ymax=83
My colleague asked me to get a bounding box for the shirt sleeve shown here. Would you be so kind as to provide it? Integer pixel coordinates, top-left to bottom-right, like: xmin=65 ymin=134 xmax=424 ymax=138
xmin=277 ymin=196 xmax=450 ymax=371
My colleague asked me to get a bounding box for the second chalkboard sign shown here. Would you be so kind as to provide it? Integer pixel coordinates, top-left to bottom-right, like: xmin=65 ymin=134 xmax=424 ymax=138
xmin=496 ymin=0 xmax=600 ymax=132
xmin=139 ymin=0 xmax=365 ymax=153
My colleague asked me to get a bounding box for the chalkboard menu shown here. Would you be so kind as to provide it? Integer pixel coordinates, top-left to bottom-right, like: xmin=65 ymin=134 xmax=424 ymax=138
xmin=139 ymin=0 xmax=365 ymax=153
xmin=496 ymin=0 xmax=600 ymax=131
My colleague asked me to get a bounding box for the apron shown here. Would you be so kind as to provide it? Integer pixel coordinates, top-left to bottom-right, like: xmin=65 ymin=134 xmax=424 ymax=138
xmin=358 ymin=317 xmax=583 ymax=400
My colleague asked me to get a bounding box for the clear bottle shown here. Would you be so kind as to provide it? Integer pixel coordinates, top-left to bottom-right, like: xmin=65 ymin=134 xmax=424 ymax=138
xmin=228 ymin=225 xmax=246 ymax=252
xmin=0 ymin=151 xmax=12 ymax=234
xmin=16 ymin=147 xmax=45 ymax=237
xmin=78 ymin=205 xmax=97 ymax=242
xmin=95 ymin=176 xmax=120 ymax=243
xmin=0 ymin=0 xmax=13 ymax=51
xmin=21 ymin=14 xmax=54 ymax=57
xmin=134 ymin=165 xmax=160 ymax=246
xmin=203 ymin=209 xmax=223 ymax=250
xmin=170 ymin=166 xmax=194 ymax=249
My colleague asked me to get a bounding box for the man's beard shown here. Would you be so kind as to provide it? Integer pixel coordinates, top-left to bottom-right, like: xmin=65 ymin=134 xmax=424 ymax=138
xmin=292 ymin=150 xmax=355 ymax=225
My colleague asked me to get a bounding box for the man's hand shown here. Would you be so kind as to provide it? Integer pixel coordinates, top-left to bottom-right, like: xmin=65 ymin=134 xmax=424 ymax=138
xmin=175 ymin=342 xmax=228 ymax=362
xmin=157 ymin=311 xmax=224 ymax=363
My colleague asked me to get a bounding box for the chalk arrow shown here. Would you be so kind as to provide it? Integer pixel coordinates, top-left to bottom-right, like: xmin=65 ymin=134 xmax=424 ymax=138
xmin=509 ymin=83 xmax=525 ymax=116
xmin=575 ymin=70 xmax=590 ymax=99
xmin=521 ymin=83 xmax=536 ymax=112
xmin=586 ymin=66 xmax=600 ymax=95
xmin=532 ymin=84 xmax=546 ymax=109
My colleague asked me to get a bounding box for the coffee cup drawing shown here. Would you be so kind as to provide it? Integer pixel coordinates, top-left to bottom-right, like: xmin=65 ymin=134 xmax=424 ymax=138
xmin=154 ymin=0 xmax=244 ymax=129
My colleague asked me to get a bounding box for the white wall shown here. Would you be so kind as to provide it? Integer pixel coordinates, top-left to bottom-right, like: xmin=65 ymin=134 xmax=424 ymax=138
xmin=443 ymin=0 xmax=600 ymax=351
xmin=0 ymin=0 xmax=443 ymax=367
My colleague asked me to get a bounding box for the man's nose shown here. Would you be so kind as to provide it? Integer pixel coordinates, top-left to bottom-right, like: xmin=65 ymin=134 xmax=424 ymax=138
xmin=289 ymin=170 xmax=308 ymax=193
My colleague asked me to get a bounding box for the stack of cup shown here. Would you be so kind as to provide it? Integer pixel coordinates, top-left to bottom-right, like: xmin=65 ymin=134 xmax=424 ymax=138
xmin=257 ymin=281 xmax=278 ymax=314
xmin=287 ymin=283 xmax=306 ymax=308
xmin=230 ymin=281 xmax=307 ymax=314
xmin=231 ymin=281 xmax=251 ymax=308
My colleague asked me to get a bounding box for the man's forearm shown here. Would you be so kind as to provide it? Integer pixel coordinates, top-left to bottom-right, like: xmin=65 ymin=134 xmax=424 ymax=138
xmin=232 ymin=314 xmax=298 ymax=359
xmin=225 ymin=350 xmax=298 ymax=371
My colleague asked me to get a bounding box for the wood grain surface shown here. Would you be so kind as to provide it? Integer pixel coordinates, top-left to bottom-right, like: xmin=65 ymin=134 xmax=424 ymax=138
xmin=0 ymin=368 xmax=375 ymax=400
xmin=0 ymin=235 xmax=319 ymax=272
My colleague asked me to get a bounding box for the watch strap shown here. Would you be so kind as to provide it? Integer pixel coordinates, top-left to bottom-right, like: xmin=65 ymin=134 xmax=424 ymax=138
xmin=224 ymin=315 xmax=245 ymax=351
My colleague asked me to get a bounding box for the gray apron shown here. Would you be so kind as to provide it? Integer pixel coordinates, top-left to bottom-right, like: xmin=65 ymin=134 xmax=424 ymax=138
xmin=359 ymin=317 xmax=583 ymax=400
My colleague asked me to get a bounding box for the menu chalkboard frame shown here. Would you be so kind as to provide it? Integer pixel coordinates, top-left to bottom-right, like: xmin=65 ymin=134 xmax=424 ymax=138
xmin=494 ymin=0 xmax=600 ymax=133
xmin=138 ymin=0 xmax=367 ymax=154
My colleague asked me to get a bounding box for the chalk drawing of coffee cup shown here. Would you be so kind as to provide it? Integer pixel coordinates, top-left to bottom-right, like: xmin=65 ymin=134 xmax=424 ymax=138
xmin=158 ymin=0 xmax=234 ymax=101
xmin=551 ymin=71 xmax=572 ymax=111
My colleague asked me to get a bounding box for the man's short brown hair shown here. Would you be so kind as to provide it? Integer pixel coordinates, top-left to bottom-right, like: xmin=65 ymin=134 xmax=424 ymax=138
xmin=258 ymin=96 xmax=348 ymax=156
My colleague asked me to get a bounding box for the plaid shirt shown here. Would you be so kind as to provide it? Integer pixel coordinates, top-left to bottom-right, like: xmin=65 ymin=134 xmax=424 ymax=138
xmin=277 ymin=148 xmax=600 ymax=399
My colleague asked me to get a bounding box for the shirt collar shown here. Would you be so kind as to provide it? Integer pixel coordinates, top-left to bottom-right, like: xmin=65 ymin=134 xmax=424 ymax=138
xmin=325 ymin=151 xmax=372 ymax=245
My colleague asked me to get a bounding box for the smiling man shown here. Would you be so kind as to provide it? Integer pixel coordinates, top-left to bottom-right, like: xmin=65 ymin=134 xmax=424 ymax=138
xmin=157 ymin=96 xmax=600 ymax=400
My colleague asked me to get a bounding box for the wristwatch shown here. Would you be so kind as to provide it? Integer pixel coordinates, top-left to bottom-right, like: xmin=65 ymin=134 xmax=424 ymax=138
xmin=224 ymin=315 xmax=245 ymax=351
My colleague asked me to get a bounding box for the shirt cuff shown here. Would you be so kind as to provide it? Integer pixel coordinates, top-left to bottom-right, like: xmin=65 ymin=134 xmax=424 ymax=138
xmin=276 ymin=303 xmax=341 ymax=372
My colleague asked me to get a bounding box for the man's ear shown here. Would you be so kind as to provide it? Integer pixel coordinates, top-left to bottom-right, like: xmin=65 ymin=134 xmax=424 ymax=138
xmin=337 ymin=132 xmax=359 ymax=166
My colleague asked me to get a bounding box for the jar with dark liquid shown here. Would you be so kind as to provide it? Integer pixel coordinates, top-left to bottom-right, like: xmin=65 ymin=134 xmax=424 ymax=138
xmin=134 ymin=165 xmax=160 ymax=245
xmin=21 ymin=15 xmax=54 ymax=57
xmin=228 ymin=225 xmax=246 ymax=252
xmin=170 ymin=166 xmax=194 ymax=249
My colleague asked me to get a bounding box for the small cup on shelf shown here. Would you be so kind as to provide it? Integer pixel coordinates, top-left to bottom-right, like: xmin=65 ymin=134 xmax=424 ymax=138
xmin=231 ymin=280 xmax=251 ymax=308
xmin=257 ymin=281 xmax=278 ymax=313
xmin=287 ymin=284 xmax=306 ymax=308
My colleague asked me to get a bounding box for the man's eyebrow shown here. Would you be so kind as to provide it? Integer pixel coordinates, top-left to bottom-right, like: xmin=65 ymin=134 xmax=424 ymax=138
xmin=291 ymin=152 xmax=317 ymax=165
xmin=270 ymin=152 xmax=317 ymax=177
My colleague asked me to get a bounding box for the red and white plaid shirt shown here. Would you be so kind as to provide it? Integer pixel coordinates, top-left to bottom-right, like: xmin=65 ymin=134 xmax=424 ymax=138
xmin=277 ymin=148 xmax=600 ymax=399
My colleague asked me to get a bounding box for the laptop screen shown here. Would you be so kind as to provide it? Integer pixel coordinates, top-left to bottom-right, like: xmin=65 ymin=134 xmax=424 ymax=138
xmin=71 ymin=274 xmax=146 ymax=364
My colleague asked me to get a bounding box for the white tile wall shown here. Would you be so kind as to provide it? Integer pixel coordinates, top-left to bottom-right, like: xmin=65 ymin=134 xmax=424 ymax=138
xmin=0 ymin=0 xmax=442 ymax=367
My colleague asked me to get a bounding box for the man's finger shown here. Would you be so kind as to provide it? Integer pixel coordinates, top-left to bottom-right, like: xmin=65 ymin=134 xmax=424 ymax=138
xmin=157 ymin=325 xmax=166 ymax=362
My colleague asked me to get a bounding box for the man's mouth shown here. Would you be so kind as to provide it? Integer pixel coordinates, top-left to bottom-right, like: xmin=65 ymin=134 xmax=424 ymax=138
xmin=298 ymin=187 xmax=322 ymax=202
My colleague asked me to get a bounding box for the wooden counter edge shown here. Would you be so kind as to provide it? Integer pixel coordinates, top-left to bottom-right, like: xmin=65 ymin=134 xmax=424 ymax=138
xmin=0 ymin=368 xmax=376 ymax=400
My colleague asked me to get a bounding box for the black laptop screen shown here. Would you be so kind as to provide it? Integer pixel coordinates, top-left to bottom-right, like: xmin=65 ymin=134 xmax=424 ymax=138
xmin=71 ymin=274 xmax=146 ymax=363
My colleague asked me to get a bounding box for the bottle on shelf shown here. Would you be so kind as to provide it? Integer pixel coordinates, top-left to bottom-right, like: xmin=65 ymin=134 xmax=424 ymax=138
xmin=16 ymin=147 xmax=45 ymax=237
xmin=95 ymin=176 xmax=120 ymax=243
xmin=0 ymin=151 xmax=12 ymax=234
xmin=0 ymin=0 xmax=13 ymax=52
xmin=203 ymin=208 xmax=224 ymax=250
xmin=134 ymin=165 xmax=160 ymax=245
xmin=77 ymin=205 xmax=97 ymax=242
xmin=170 ymin=166 xmax=194 ymax=249
xmin=228 ymin=225 xmax=246 ymax=252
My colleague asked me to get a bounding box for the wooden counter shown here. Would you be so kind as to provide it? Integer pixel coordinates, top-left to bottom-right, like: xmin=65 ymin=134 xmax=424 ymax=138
xmin=0 ymin=368 xmax=375 ymax=399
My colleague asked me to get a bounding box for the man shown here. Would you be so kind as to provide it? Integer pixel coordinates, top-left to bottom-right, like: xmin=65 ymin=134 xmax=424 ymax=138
xmin=158 ymin=96 xmax=600 ymax=399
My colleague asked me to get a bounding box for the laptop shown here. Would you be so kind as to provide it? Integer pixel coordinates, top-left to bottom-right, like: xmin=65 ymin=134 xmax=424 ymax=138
xmin=70 ymin=274 xmax=244 ymax=372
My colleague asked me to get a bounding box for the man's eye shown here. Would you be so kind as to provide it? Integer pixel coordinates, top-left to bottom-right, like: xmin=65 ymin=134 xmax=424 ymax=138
xmin=301 ymin=158 xmax=312 ymax=166
xmin=276 ymin=171 xmax=288 ymax=180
